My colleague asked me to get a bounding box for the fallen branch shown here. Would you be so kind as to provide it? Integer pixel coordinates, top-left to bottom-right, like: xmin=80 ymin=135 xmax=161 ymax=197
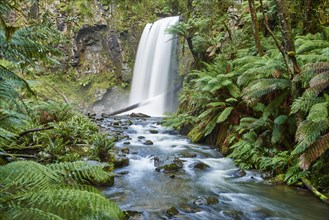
xmin=19 ymin=126 xmax=54 ymax=137
xmin=0 ymin=152 xmax=36 ymax=159
xmin=301 ymin=177 xmax=329 ymax=205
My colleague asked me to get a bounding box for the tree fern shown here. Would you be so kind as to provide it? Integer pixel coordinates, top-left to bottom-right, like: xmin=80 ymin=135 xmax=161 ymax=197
xmin=299 ymin=133 xmax=329 ymax=171
xmin=242 ymin=78 xmax=291 ymax=105
xmin=293 ymin=119 xmax=329 ymax=155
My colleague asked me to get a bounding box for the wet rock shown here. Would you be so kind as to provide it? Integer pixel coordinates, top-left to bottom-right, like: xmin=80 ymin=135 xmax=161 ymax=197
xmin=149 ymin=129 xmax=159 ymax=134
xmin=261 ymin=171 xmax=274 ymax=180
xmin=123 ymin=141 xmax=131 ymax=145
xmin=222 ymin=210 xmax=243 ymax=220
xmin=138 ymin=136 xmax=145 ymax=139
xmin=179 ymin=205 xmax=201 ymax=213
xmin=193 ymin=197 xmax=207 ymax=206
xmin=124 ymin=210 xmax=144 ymax=219
xmin=129 ymin=113 xmax=150 ymax=118
xmin=113 ymin=154 xmax=129 ymax=168
xmin=165 ymin=207 xmax=179 ymax=217
xmin=154 ymin=156 xmax=183 ymax=172
xmin=100 ymin=113 xmax=111 ymax=118
xmin=169 ymin=174 xmax=175 ymax=179
xmin=180 ymin=151 xmax=197 ymax=158
xmin=115 ymin=171 xmax=129 ymax=177
xmin=120 ymin=147 xmax=130 ymax=154
xmin=192 ymin=161 xmax=210 ymax=170
xmin=143 ymin=140 xmax=153 ymax=145
xmin=206 ymin=196 xmax=219 ymax=205
xmin=228 ymin=169 xmax=246 ymax=178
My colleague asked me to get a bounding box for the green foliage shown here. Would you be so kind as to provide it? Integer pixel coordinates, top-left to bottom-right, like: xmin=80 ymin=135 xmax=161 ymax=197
xmin=47 ymin=161 xmax=112 ymax=186
xmin=0 ymin=161 xmax=124 ymax=220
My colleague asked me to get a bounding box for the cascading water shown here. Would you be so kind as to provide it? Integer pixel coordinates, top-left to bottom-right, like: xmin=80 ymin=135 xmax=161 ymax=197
xmin=129 ymin=16 xmax=179 ymax=116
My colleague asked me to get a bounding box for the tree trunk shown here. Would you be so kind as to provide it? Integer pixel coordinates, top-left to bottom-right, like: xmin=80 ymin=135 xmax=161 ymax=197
xmin=274 ymin=0 xmax=300 ymax=75
xmin=248 ymin=0 xmax=264 ymax=55
xmin=303 ymin=0 xmax=313 ymax=34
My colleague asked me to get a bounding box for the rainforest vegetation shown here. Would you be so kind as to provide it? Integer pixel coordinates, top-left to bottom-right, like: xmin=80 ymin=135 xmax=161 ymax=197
xmin=0 ymin=0 xmax=328 ymax=219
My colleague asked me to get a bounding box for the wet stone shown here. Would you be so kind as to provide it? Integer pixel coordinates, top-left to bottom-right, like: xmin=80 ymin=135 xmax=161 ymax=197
xmin=192 ymin=161 xmax=210 ymax=170
xmin=165 ymin=207 xmax=179 ymax=217
xmin=206 ymin=196 xmax=219 ymax=205
xmin=113 ymin=155 xmax=129 ymax=168
xmin=222 ymin=210 xmax=243 ymax=220
xmin=180 ymin=151 xmax=198 ymax=158
xmin=149 ymin=129 xmax=159 ymax=134
xmin=123 ymin=141 xmax=131 ymax=145
xmin=228 ymin=169 xmax=246 ymax=178
xmin=124 ymin=210 xmax=144 ymax=219
xmin=143 ymin=140 xmax=153 ymax=145
xmin=120 ymin=147 xmax=130 ymax=154
xmin=154 ymin=156 xmax=183 ymax=172
xmin=193 ymin=197 xmax=207 ymax=206
xmin=138 ymin=136 xmax=145 ymax=139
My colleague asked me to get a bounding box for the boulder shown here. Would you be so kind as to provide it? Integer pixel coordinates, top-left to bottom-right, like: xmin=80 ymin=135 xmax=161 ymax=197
xmin=154 ymin=156 xmax=183 ymax=172
xmin=143 ymin=140 xmax=153 ymax=145
xmin=191 ymin=161 xmax=210 ymax=170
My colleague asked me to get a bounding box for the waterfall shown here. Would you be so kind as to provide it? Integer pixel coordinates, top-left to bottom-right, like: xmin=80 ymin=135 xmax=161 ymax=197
xmin=129 ymin=16 xmax=179 ymax=116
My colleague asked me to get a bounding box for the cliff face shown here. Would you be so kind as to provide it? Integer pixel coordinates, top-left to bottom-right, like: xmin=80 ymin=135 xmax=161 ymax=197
xmin=39 ymin=0 xmax=142 ymax=113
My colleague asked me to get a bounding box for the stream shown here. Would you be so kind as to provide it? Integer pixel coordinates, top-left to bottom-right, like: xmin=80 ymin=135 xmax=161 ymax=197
xmin=99 ymin=115 xmax=329 ymax=220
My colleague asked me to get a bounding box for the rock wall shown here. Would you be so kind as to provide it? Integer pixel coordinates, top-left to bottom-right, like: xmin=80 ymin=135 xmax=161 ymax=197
xmin=42 ymin=0 xmax=141 ymax=113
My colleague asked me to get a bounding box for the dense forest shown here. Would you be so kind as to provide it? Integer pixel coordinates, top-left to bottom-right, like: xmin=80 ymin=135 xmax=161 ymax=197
xmin=0 ymin=0 xmax=329 ymax=219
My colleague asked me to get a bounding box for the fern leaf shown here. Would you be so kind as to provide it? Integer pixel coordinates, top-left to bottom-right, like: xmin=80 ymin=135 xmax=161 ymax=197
xmin=14 ymin=189 xmax=125 ymax=220
xmin=308 ymin=73 xmax=329 ymax=96
xmin=0 ymin=161 xmax=60 ymax=193
xmin=293 ymin=119 xmax=329 ymax=155
xmin=216 ymin=107 xmax=234 ymax=123
xmin=47 ymin=161 xmax=112 ymax=186
xmin=3 ymin=206 xmax=64 ymax=220
xmin=290 ymin=91 xmax=321 ymax=114
xmin=307 ymin=102 xmax=328 ymax=122
xmin=243 ymin=79 xmax=290 ymax=104
xmin=299 ymin=133 xmax=329 ymax=171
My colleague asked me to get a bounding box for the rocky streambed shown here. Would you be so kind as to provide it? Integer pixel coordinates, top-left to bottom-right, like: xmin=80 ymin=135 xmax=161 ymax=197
xmin=93 ymin=114 xmax=329 ymax=220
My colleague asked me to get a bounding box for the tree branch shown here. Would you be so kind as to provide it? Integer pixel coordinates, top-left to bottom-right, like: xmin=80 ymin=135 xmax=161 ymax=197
xmin=19 ymin=126 xmax=54 ymax=137
xmin=301 ymin=177 xmax=329 ymax=205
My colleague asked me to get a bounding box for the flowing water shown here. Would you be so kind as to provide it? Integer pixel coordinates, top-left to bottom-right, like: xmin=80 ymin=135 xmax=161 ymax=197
xmin=101 ymin=116 xmax=329 ymax=220
xmin=128 ymin=16 xmax=179 ymax=116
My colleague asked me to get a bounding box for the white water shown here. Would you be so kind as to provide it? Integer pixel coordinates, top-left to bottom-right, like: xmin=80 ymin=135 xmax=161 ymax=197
xmin=129 ymin=16 xmax=179 ymax=116
xmin=102 ymin=117 xmax=329 ymax=219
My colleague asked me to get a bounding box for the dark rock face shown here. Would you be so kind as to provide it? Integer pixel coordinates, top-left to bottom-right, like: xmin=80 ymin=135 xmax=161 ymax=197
xmin=154 ymin=156 xmax=183 ymax=172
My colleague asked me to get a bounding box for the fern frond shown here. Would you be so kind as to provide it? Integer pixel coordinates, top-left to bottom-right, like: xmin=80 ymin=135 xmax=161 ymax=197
xmin=14 ymin=189 xmax=125 ymax=220
xmin=216 ymin=107 xmax=234 ymax=123
xmin=299 ymin=133 xmax=329 ymax=171
xmin=296 ymin=39 xmax=329 ymax=54
xmin=2 ymin=206 xmax=64 ymax=220
xmin=307 ymin=102 xmax=328 ymax=122
xmin=293 ymin=119 xmax=329 ymax=155
xmin=290 ymin=91 xmax=322 ymax=114
xmin=47 ymin=161 xmax=112 ymax=186
xmin=308 ymin=72 xmax=329 ymax=96
xmin=0 ymin=161 xmax=60 ymax=192
xmin=284 ymin=164 xmax=309 ymax=185
xmin=243 ymin=78 xmax=290 ymax=104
